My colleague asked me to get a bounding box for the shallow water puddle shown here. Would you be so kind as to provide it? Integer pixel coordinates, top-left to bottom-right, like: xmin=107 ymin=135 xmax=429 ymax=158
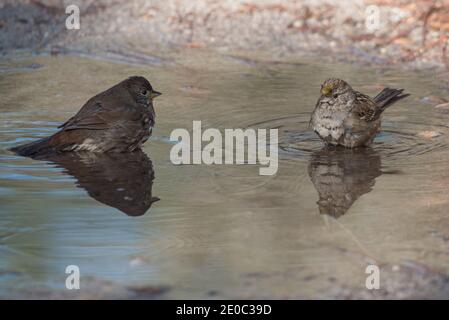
xmin=1 ymin=51 xmax=449 ymax=298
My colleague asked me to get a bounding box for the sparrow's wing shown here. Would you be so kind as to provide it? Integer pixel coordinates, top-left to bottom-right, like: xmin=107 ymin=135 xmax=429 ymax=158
xmin=351 ymin=92 xmax=380 ymax=122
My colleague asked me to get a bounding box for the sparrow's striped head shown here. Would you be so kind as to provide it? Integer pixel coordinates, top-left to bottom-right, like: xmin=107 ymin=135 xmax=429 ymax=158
xmin=320 ymin=78 xmax=352 ymax=97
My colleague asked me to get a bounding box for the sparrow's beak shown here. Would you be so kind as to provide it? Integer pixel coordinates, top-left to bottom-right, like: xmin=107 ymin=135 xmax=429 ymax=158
xmin=150 ymin=90 xmax=162 ymax=99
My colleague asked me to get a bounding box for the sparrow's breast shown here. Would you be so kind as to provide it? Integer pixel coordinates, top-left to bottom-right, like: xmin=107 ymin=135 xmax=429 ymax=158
xmin=312 ymin=103 xmax=346 ymax=141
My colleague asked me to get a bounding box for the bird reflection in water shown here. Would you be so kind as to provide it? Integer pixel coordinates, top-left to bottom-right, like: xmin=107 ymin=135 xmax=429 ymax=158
xmin=308 ymin=147 xmax=382 ymax=218
xmin=45 ymin=150 xmax=159 ymax=216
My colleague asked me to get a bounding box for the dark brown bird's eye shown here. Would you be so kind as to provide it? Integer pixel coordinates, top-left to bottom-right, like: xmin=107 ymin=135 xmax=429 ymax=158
xmin=142 ymin=90 xmax=147 ymax=95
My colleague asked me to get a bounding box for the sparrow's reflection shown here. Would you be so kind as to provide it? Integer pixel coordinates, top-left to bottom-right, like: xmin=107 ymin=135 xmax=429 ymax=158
xmin=308 ymin=147 xmax=382 ymax=218
xmin=46 ymin=150 xmax=159 ymax=216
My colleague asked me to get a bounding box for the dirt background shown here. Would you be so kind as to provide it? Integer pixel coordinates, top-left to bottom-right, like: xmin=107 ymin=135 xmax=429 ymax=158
xmin=1 ymin=0 xmax=449 ymax=71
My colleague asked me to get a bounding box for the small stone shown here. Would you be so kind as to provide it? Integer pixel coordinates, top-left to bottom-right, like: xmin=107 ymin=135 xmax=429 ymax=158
xmin=434 ymin=102 xmax=449 ymax=110
xmin=185 ymin=42 xmax=204 ymax=49
xmin=180 ymin=85 xmax=210 ymax=95
xmin=416 ymin=131 xmax=442 ymax=139
xmin=393 ymin=37 xmax=412 ymax=46
xmin=292 ymin=20 xmax=301 ymax=28
xmin=129 ymin=258 xmax=144 ymax=267
xmin=421 ymin=96 xmax=448 ymax=105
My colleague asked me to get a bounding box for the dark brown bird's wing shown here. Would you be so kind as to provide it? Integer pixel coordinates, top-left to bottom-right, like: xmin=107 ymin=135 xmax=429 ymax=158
xmin=58 ymin=99 xmax=146 ymax=132
xmin=58 ymin=102 xmax=111 ymax=131
xmin=351 ymin=92 xmax=381 ymax=122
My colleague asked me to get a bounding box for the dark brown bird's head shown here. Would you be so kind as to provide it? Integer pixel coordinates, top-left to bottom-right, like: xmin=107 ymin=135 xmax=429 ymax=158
xmin=124 ymin=76 xmax=161 ymax=105
xmin=320 ymin=78 xmax=352 ymax=98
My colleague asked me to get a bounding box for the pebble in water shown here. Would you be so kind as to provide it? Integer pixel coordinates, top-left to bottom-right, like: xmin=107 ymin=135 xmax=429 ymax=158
xmin=416 ymin=131 xmax=443 ymax=139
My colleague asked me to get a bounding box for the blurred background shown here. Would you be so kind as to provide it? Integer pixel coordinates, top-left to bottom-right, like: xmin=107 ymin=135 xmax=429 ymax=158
xmin=1 ymin=0 xmax=448 ymax=70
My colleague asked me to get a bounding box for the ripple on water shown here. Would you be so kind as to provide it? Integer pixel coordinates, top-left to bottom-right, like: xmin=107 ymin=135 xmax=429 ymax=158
xmin=246 ymin=113 xmax=449 ymax=166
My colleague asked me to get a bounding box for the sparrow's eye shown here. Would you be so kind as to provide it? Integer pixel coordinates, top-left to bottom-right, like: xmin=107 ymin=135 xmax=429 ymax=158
xmin=142 ymin=90 xmax=148 ymax=96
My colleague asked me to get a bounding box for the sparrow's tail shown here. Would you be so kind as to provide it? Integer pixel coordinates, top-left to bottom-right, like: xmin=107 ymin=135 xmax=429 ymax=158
xmin=9 ymin=137 xmax=57 ymax=158
xmin=373 ymin=87 xmax=410 ymax=110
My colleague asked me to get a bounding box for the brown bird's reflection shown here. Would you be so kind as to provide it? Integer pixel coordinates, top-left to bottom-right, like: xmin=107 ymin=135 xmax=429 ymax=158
xmin=45 ymin=150 xmax=159 ymax=216
xmin=308 ymin=147 xmax=382 ymax=218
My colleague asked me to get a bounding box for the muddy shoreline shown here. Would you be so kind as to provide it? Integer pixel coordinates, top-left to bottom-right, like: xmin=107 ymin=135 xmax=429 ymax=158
xmin=1 ymin=0 xmax=449 ymax=73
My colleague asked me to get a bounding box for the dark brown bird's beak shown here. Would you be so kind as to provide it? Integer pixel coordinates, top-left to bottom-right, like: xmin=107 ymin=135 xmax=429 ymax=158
xmin=150 ymin=90 xmax=162 ymax=99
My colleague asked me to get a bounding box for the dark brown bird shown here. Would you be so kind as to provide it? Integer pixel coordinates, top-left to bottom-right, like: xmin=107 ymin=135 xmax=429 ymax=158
xmin=310 ymin=78 xmax=409 ymax=148
xmin=10 ymin=76 xmax=161 ymax=158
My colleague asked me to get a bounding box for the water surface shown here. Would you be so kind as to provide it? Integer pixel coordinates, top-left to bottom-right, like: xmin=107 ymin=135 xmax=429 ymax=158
xmin=1 ymin=51 xmax=449 ymax=298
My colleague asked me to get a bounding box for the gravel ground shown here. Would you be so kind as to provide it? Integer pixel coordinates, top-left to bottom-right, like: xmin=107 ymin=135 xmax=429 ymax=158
xmin=0 ymin=0 xmax=448 ymax=71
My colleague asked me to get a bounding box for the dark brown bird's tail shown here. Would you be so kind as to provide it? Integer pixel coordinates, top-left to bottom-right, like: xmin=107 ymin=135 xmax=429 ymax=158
xmin=9 ymin=137 xmax=57 ymax=158
xmin=373 ymin=87 xmax=410 ymax=110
